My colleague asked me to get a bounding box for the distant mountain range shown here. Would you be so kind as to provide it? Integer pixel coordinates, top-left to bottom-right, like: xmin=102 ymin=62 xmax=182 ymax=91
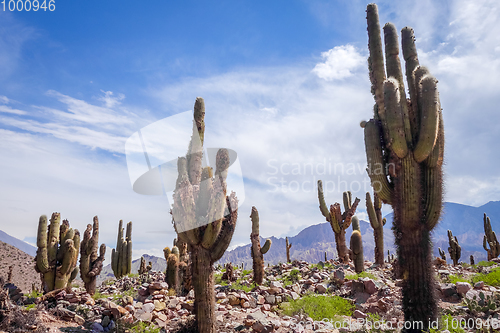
xmin=219 ymin=201 xmax=500 ymax=268
xmin=1 ymin=201 xmax=499 ymax=282
xmin=0 ymin=230 xmax=36 ymax=257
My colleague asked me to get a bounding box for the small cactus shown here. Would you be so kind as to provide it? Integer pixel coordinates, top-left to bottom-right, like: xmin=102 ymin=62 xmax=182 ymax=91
xmin=34 ymin=213 xmax=80 ymax=293
xmin=447 ymin=230 xmax=461 ymax=266
xmin=470 ymin=255 xmax=475 ymax=266
xmin=79 ymin=216 xmax=106 ymax=296
xmin=317 ymin=184 xmax=360 ymax=263
xmin=483 ymin=213 xmax=500 ymax=261
xmin=350 ymin=230 xmax=364 ymax=273
xmin=222 ymin=263 xmax=235 ymax=282
xmin=438 ymin=248 xmax=446 ymax=261
xmin=165 ymin=246 xmax=180 ymax=292
xmin=111 ymin=220 xmax=132 ymax=279
xmin=138 ymin=257 xmax=147 ymax=275
xmin=366 ymin=192 xmax=386 ymax=265
xmin=285 ymin=237 xmax=292 ymax=263
xmin=250 ymin=206 xmax=272 ymax=285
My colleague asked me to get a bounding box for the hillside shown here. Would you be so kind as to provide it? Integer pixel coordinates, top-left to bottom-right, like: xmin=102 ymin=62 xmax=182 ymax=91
xmin=0 ymin=241 xmax=39 ymax=293
xmin=0 ymin=230 xmax=37 ymax=257
xmin=219 ymin=201 xmax=500 ymax=267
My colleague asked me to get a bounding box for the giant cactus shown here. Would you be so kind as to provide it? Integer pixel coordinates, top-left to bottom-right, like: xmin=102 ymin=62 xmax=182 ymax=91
xmin=447 ymin=230 xmax=461 ymax=266
xmin=35 ymin=213 xmax=80 ymax=293
xmin=317 ymin=184 xmax=360 ymax=263
xmin=171 ymin=97 xmax=238 ymax=333
xmin=483 ymin=213 xmax=500 ymax=261
xmin=111 ymin=220 xmax=132 ymax=279
xmin=366 ymin=192 xmax=386 ymax=265
xmin=79 ymin=216 xmax=106 ymax=296
xmin=362 ymin=4 xmax=444 ymax=328
xmin=250 ymin=207 xmax=271 ymax=285
xmin=285 ymin=237 xmax=292 ymax=263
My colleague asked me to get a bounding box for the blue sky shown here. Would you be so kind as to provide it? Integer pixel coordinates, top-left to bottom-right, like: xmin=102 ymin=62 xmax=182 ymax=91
xmin=1 ymin=0 xmax=500 ymax=261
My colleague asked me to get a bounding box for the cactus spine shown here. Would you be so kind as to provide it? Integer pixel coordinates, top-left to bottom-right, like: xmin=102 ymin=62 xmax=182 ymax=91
xmin=250 ymin=206 xmax=272 ymax=285
xmin=79 ymin=216 xmax=106 ymax=296
xmin=447 ymin=230 xmax=461 ymax=266
xmin=111 ymin=220 xmax=132 ymax=279
xmin=438 ymin=248 xmax=446 ymax=261
xmin=285 ymin=237 xmax=292 ymax=263
xmin=363 ymin=4 xmax=444 ymax=328
xmin=171 ymin=97 xmax=238 ymax=333
xmin=35 ymin=213 xmax=80 ymax=293
xmin=366 ymin=192 xmax=386 ymax=265
xmin=483 ymin=213 xmax=500 ymax=261
xmin=317 ymin=184 xmax=360 ymax=263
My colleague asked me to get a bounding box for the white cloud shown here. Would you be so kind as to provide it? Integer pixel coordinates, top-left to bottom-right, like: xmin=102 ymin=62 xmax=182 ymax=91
xmin=0 ymin=105 xmax=27 ymax=115
xmin=98 ymin=90 xmax=126 ymax=109
xmin=312 ymin=45 xmax=365 ymax=81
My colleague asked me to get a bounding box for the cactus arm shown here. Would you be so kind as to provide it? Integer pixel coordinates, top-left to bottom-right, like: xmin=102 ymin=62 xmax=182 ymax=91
xmin=47 ymin=213 xmax=61 ymax=268
xmin=317 ymin=180 xmax=332 ymax=222
xmin=414 ymin=75 xmax=440 ymax=162
xmin=343 ymin=191 xmax=352 ymax=211
xmin=401 ymin=26 xmax=420 ymax=139
xmin=341 ymin=197 xmax=360 ymax=230
xmin=366 ymin=192 xmax=379 ymax=229
xmin=209 ymin=192 xmax=238 ymax=263
xmin=363 ymin=121 xmax=394 ymax=204
xmin=36 ymin=215 xmax=50 ymax=274
xmin=261 ymin=239 xmax=272 ymax=254
xmin=383 ymin=77 xmax=408 ymax=158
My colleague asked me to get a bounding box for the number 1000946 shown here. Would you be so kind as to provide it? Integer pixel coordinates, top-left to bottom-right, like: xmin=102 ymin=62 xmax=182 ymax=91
xmin=1 ymin=0 xmax=55 ymax=11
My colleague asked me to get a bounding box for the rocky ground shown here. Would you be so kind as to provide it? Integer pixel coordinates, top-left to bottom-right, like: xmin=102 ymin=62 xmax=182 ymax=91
xmin=2 ymin=257 xmax=500 ymax=332
xmin=0 ymin=241 xmax=40 ymax=293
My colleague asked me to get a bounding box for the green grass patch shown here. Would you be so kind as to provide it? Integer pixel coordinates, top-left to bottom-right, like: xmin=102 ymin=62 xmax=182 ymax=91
xmin=92 ymin=291 xmax=108 ymax=300
xmin=429 ymin=314 xmax=466 ymax=333
xmin=475 ymin=261 xmax=496 ymax=267
xmin=345 ymin=271 xmax=377 ymax=281
xmin=230 ymin=280 xmax=254 ymax=293
xmin=472 ymin=267 xmax=500 ymax=287
xmin=23 ymin=303 xmax=36 ymax=311
xmin=280 ymin=294 xmax=354 ymax=321
xmin=24 ymin=290 xmax=42 ymax=299
xmin=242 ymin=269 xmax=252 ymax=276
xmin=448 ymin=274 xmax=471 ymax=284
xmin=123 ymin=321 xmax=161 ymax=333
xmin=127 ymin=273 xmax=139 ymax=278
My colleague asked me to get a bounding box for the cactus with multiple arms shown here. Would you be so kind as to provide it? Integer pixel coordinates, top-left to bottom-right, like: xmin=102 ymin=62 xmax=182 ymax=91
xmin=250 ymin=206 xmax=272 ymax=285
xmin=483 ymin=213 xmax=500 ymax=261
xmin=171 ymin=97 xmax=238 ymax=333
xmin=79 ymin=216 xmax=106 ymax=296
xmin=362 ymin=4 xmax=444 ymax=328
xmin=366 ymin=192 xmax=386 ymax=265
xmin=438 ymin=248 xmax=446 ymax=261
xmin=285 ymin=237 xmax=292 ymax=263
xmin=317 ymin=183 xmax=360 ymax=263
xmin=447 ymin=230 xmax=461 ymax=265
xmin=111 ymin=220 xmax=132 ymax=279
xmin=35 ymin=213 xmax=80 ymax=293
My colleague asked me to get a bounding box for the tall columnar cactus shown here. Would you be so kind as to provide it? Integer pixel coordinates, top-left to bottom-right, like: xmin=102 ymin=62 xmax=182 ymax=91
xmin=173 ymin=237 xmax=189 ymax=263
xmin=483 ymin=213 xmax=500 ymax=261
xmin=317 ymin=184 xmax=360 ymax=263
xmin=470 ymin=255 xmax=475 ymax=266
xmin=171 ymin=97 xmax=238 ymax=333
xmin=447 ymin=230 xmax=461 ymax=266
xmin=35 ymin=213 xmax=80 ymax=293
xmin=366 ymin=192 xmax=386 ymax=265
xmin=438 ymin=248 xmax=446 ymax=261
xmin=250 ymin=206 xmax=272 ymax=285
xmin=80 ymin=216 xmax=106 ymax=296
xmin=350 ymin=230 xmax=364 ymax=273
xmin=164 ymin=246 xmax=180 ymax=292
xmin=111 ymin=220 xmax=132 ymax=279
xmin=362 ymin=4 xmax=444 ymax=328
xmin=285 ymin=237 xmax=292 ymax=263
